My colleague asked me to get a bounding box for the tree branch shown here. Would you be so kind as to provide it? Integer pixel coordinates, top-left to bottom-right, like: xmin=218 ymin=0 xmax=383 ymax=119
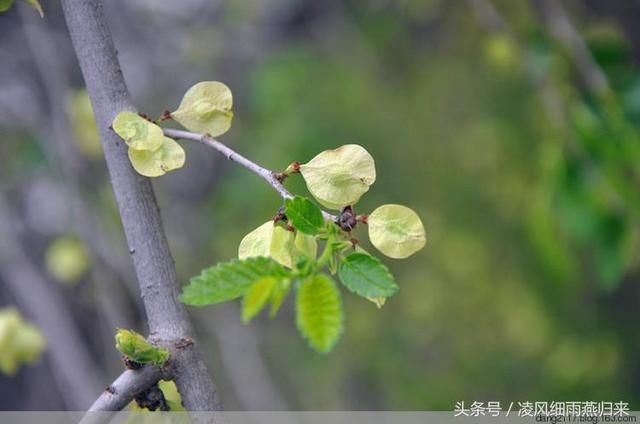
xmin=87 ymin=366 xmax=162 ymax=412
xmin=533 ymin=0 xmax=610 ymax=95
xmin=60 ymin=0 xmax=222 ymax=411
xmin=162 ymin=128 xmax=338 ymax=221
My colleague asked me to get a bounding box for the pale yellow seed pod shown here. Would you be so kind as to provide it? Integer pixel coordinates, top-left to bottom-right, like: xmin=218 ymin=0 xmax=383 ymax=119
xmin=127 ymin=137 xmax=186 ymax=177
xmin=368 ymin=204 xmax=426 ymax=259
xmin=112 ymin=111 xmax=164 ymax=151
xmin=171 ymin=81 xmax=233 ymax=136
xmin=238 ymin=221 xmax=295 ymax=268
xmin=300 ymin=144 xmax=376 ymax=210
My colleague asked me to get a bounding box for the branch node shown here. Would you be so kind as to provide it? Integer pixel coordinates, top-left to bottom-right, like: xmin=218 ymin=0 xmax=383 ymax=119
xmin=174 ymin=337 xmax=194 ymax=350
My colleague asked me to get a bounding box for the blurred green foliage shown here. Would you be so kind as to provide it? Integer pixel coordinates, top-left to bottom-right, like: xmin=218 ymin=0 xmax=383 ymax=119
xmin=206 ymin=1 xmax=640 ymax=409
xmin=4 ymin=0 xmax=640 ymax=411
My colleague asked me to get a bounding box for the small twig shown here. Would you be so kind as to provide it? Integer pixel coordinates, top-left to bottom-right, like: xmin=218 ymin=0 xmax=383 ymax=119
xmin=163 ymin=128 xmax=338 ymax=222
xmin=84 ymin=366 xmax=162 ymax=413
xmin=533 ymin=0 xmax=610 ymax=95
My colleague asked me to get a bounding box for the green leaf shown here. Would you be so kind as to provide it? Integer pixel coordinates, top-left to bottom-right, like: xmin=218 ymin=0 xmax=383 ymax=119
xmin=285 ymin=196 xmax=324 ymax=235
xmin=0 ymin=308 xmax=46 ymax=376
xmin=242 ymin=277 xmax=278 ymax=323
xmin=338 ymin=252 xmax=399 ymax=298
xmin=0 ymin=0 xmax=15 ymax=13
xmin=181 ymin=257 xmax=290 ymax=306
xmin=172 ymin=81 xmax=233 ymax=136
xmin=112 ymin=111 xmax=164 ymax=151
xmin=22 ymin=0 xmax=43 ymax=17
xmin=128 ymin=136 xmax=185 ymax=177
xmin=296 ymin=274 xmax=343 ymax=353
xmin=269 ymin=279 xmax=292 ymax=318
xmin=114 ymin=329 xmax=169 ymax=366
xmin=299 ymin=144 xmax=376 ymax=210
xmin=367 ymin=204 xmax=426 ymax=259
xmin=158 ymin=380 xmax=185 ymax=411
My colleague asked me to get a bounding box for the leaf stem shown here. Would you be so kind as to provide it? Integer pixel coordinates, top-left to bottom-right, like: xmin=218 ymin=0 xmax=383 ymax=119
xmin=315 ymin=236 xmax=336 ymax=271
xmin=163 ymin=128 xmax=338 ymax=222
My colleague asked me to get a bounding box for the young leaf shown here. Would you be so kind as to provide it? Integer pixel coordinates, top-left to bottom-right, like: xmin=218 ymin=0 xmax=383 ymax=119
xmin=296 ymin=274 xmax=344 ymax=353
xmin=171 ymin=81 xmax=233 ymax=136
xmin=269 ymin=279 xmax=292 ymax=318
xmin=284 ymin=196 xmax=324 ymax=235
xmin=181 ymin=257 xmax=289 ymax=306
xmin=238 ymin=221 xmax=295 ymax=268
xmin=0 ymin=0 xmax=15 ymax=13
xmin=114 ymin=329 xmax=169 ymax=366
xmin=112 ymin=111 xmax=164 ymax=151
xmin=128 ymin=136 xmax=186 ymax=177
xmin=242 ymin=277 xmax=278 ymax=323
xmin=299 ymin=144 xmax=376 ymax=210
xmin=158 ymin=380 xmax=185 ymax=411
xmin=368 ymin=204 xmax=426 ymax=259
xmin=338 ymin=252 xmax=399 ymax=298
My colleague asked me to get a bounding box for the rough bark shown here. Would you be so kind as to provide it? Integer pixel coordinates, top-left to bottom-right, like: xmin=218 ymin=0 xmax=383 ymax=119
xmin=60 ymin=0 xmax=222 ymax=411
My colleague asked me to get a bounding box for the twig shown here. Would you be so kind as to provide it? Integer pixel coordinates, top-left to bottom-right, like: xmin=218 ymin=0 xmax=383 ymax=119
xmin=60 ymin=0 xmax=222 ymax=412
xmin=533 ymin=0 xmax=610 ymax=95
xmin=163 ymin=128 xmax=338 ymax=222
xmin=86 ymin=366 xmax=162 ymax=412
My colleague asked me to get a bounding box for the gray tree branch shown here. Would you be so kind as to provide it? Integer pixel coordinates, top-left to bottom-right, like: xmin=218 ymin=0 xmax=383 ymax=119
xmin=163 ymin=128 xmax=338 ymax=221
xmin=59 ymin=0 xmax=222 ymax=411
xmin=533 ymin=0 xmax=610 ymax=95
xmin=86 ymin=366 xmax=163 ymax=412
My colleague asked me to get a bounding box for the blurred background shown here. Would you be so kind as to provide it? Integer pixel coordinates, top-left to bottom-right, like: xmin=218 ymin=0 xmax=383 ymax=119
xmin=1 ymin=0 xmax=640 ymax=411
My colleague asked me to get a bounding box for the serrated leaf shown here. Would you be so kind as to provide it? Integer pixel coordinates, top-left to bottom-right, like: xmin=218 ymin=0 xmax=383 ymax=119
xmin=0 ymin=308 xmax=46 ymax=376
xmin=300 ymin=144 xmax=376 ymax=210
xmin=269 ymin=279 xmax=291 ymax=318
xmin=294 ymin=232 xmax=318 ymax=260
xmin=22 ymin=0 xmax=43 ymax=17
xmin=172 ymin=81 xmax=233 ymax=136
xmin=338 ymin=252 xmax=398 ymax=298
xmin=242 ymin=277 xmax=278 ymax=323
xmin=238 ymin=221 xmax=295 ymax=268
xmin=181 ymin=257 xmax=290 ymax=306
xmin=285 ymin=196 xmax=324 ymax=235
xmin=0 ymin=0 xmax=15 ymax=13
xmin=112 ymin=111 xmax=164 ymax=151
xmin=296 ymin=274 xmax=343 ymax=353
xmin=368 ymin=204 xmax=426 ymax=259
xmin=128 ymin=136 xmax=185 ymax=177
xmin=114 ymin=329 xmax=169 ymax=366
